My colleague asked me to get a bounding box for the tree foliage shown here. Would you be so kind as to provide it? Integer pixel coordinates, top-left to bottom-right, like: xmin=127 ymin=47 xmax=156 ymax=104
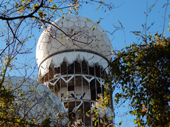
xmin=110 ymin=34 xmax=170 ymax=127
xmin=0 ymin=0 xmax=114 ymax=126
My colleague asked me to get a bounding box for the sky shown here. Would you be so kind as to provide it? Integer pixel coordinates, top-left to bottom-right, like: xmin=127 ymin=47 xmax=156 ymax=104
xmin=1 ymin=0 xmax=170 ymax=126
xmin=78 ymin=0 xmax=170 ymax=50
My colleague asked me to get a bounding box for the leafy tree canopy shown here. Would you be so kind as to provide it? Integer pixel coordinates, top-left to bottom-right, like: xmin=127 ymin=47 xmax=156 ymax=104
xmin=110 ymin=33 xmax=170 ymax=127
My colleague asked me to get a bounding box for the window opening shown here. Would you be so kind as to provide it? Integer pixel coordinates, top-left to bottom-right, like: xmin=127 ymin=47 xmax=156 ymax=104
xmin=61 ymin=61 xmax=67 ymax=75
xmin=95 ymin=65 xmax=100 ymax=77
xmin=69 ymin=102 xmax=76 ymax=125
xmin=82 ymin=60 xmax=88 ymax=74
xmin=90 ymin=79 xmax=96 ymax=100
xmin=89 ymin=66 xmax=94 ymax=76
xmin=75 ymin=76 xmax=81 ymax=97
xmin=68 ymin=86 xmax=74 ymax=91
xmin=68 ymin=63 xmax=74 ymax=74
xmin=75 ymin=61 xmax=81 ymax=74
xmin=84 ymin=102 xmax=91 ymax=126
xmin=55 ymin=67 xmax=60 ymax=74
xmin=96 ymin=80 xmax=101 ymax=99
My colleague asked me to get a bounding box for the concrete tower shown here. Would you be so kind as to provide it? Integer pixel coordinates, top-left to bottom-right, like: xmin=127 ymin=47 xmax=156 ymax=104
xmin=36 ymin=16 xmax=114 ymax=126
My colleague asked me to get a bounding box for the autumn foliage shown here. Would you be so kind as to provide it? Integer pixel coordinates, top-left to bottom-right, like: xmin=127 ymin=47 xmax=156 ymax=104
xmin=110 ymin=34 xmax=170 ymax=127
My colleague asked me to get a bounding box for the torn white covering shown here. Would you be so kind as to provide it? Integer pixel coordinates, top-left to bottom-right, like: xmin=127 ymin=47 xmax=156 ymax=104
xmin=39 ymin=51 xmax=109 ymax=77
xmin=36 ymin=16 xmax=113 ymax=74
xmin=3 ymin=76 xmax=67 ymax=126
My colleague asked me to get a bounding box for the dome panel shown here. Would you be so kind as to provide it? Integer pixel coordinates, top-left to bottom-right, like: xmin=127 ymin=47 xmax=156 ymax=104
xmin=97 ymin=25 xmax=105 ymax=33
xmin=92 ymin=29 xmax=101 ymax=36
xmin=75 ymin=21 xmax=86 ymax=28
xmin=68 ymin=21 xmax=74 ymax=27
xmin=86 ymin=21 xmax=95 ymax=28
xmin=70 ymin=17 xmax=79 ymax=22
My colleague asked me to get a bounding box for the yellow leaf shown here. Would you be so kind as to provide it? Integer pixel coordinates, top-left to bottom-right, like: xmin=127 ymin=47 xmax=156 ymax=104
xmin=16 ymin=119 xmax=21 ymax=123
xmin=119 ymin=121 xmax=123 ymax=125
xmin=60 ymin=9 xmax=62 ymax=13
xmin=91 ymin=27 xmax=95 ymax=31
xmin=65 ymin=18 xmax=70 ymax=21
xmin=86 ymin=18 xmax=90 ymax=21
xmin=38 ymin=11 xmax=44 ymax=15
xmin=2 ymin=69 xmax=5 ymax=73
xmin=96 ymin=4 xmax=101 ymax=10
xmin=49 ymin=0 xmax=53 ymax=3
xmin=15 ymin=2 xmax=18 ymax=6
xmin=33 ymin=119 xmax=36 ymax=123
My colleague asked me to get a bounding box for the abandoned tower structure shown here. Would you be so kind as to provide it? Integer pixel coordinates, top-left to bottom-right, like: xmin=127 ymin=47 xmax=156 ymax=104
xmin=36 ymin=16 xmax=114 ymax=126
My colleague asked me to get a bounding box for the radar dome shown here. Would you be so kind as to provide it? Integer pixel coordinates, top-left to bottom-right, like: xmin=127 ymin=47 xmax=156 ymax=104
xmin=36 ymin=16 xmax=112 ymax=76
xmin=3 ymin=76 xmax=67 ymax=126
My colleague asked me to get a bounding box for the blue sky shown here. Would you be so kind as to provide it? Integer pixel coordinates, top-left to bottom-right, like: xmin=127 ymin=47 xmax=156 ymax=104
xmin=78 ymin=0 xmax=170 ymax=50
xmin=1 ymin=0 xmax=169 ymax=126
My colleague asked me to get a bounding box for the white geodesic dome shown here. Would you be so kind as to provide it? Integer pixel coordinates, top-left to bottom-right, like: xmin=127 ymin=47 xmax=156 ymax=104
xmin=36 ymin=16 xmax=112 ymax=76
xmin=3 ymin=76 xmax=67 ymax=126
